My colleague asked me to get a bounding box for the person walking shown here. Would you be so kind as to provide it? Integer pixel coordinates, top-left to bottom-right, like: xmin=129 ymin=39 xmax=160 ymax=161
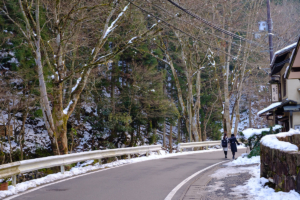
xmin=228 ymin=134 xmax=240 ymax=159
xmin=221 ymin=133 xmax=229 ymax=158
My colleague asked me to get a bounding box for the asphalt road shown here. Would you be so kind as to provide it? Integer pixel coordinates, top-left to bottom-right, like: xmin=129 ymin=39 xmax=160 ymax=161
xmin=9 ymin=149 xmax=246 ymax=200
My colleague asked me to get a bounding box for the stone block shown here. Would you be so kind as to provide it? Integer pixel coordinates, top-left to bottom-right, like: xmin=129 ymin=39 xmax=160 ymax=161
xmin=261 ymin=143 xmax=300 ymax=194
xmin=297 ymin=170 xmax=300 ymax=193
xmin=285 ymin=176 xmax=296 ymax=192
xmin=286 ymin=152 xmax=297 ymax=175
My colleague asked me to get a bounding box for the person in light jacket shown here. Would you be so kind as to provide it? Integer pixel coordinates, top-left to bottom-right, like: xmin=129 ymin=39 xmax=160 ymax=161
xmin=228 ymin=134 xmax=240 ymax=159
xmin=221 ymin=132 xmax=229 ymax=158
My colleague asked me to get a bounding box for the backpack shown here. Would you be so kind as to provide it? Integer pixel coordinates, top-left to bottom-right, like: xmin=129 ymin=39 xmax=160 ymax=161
xmin=222 ymin=139 xmax=228 ymax=147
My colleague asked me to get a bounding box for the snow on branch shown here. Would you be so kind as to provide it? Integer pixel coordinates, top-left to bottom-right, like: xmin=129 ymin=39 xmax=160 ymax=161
xmin=63 ymin=100 xmax=73 ymax=115
xmin=63 ymin=75 xmax=83 ymax=115
xmin=128 ymin=36 xmax=138 ymax=44
xmin=103 ymin=3 xmax=130 ymax=39
xmin=96 ymin=53 xmax=112 ymax=62
xmin=72 ymin=77 xmax=82 ymax=92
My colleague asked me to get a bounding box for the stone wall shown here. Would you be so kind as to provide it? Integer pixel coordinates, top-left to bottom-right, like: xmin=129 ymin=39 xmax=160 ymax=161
xmin=260 ymin=134 xmax=300 ymax=193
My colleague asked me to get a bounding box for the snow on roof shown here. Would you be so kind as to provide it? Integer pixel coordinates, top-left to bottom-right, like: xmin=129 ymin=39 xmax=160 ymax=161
xmin=257 ymin=102 xmax=282 ymax=116
xmin=274 ymin=42 xmax=297 ymax=56
xmin=261 ymin=129 xmax=300 ymax=152
xmin=270 ymin=42 xmax=297 ymax=66
xmin=242 ymin=125 xmax=282 ymax=139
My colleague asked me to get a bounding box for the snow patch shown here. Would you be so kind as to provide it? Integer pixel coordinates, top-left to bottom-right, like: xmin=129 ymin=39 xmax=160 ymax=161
xmin=242 ymin=125 xmax=282 ymax=139
xmin=224 ymin=156 xmax=260 ymax=166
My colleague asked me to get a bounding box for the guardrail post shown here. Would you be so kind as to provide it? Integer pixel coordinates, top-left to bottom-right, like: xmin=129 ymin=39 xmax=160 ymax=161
xmin=180 ymin=148 xmax=182 ymax=153
xmin=12 ymin=175 xmax=17 ymax=186
xmin=206 ymin=145 xmax=208 ymax=150
xmin=128 ymin=154 xmax=131 ymax=159
xmin=98 ymin=159 xmax=102 ymax=165
xmin=157 ymin=150 xmax=161 ymax=155
xmin=146 ymin=152 xmax=149 ymax=157
xmin=60 ymin=165 xmax=65 ymax=174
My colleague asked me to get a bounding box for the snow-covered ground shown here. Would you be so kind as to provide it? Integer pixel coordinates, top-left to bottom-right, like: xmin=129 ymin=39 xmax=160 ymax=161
xmin=0 ymin=148 xmax=226 ymax=199
xmin=214 ymin=156 xmax=300 ymax=200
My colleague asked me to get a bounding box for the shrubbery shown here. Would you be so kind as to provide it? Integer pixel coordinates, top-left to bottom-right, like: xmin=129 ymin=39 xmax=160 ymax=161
xmin=240 ymin=126 xmax=281 ymax=158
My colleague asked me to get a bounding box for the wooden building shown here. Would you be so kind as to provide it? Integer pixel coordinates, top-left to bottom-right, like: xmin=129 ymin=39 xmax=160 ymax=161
xmin=258 ymin=38 xmax=300 ymax=131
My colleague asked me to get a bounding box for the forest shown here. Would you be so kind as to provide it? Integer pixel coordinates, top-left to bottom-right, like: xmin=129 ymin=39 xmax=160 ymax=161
xmin=0 ymin=0 xmax=299 ymax=163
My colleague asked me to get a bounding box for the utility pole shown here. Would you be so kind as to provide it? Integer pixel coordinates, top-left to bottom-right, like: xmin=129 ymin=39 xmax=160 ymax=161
xmin=266 ymin=0 xmax=274 ymax=64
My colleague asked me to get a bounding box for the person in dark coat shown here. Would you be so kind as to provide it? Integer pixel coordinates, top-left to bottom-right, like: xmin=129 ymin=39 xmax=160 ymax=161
xmin=228 ymin=134 xmax=240 ymax=159
xmin=221 ymin=132 xmax=229 ymax=158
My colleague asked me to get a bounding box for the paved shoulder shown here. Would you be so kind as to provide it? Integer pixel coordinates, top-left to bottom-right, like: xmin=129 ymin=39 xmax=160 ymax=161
xmin=10 ymin=150 xmax=246 ymax=200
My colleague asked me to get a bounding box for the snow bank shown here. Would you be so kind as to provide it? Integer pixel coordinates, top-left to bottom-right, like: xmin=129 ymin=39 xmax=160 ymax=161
xmin=214 ymin=156 xmax=300 ymax=199
xmin=231 ymin=165 xmax=300 ymax=200
xmin=257 ymin=102 xmax=281 ymax=116
xmin=261 ymin=129 xmax=300 ymax=152
xmin=242 ymin=125 xmax=282 ymax=139
xmin=224 ymin=156 xmax=260 ymax=166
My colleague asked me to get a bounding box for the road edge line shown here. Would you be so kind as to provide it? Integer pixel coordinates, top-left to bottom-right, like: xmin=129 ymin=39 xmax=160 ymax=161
xmin=164 ymin=160 xmax=227 ymax=200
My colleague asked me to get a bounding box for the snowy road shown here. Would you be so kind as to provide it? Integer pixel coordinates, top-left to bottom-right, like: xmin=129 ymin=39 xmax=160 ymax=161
xmin=7 ymin=149 xmax=246 ymax=200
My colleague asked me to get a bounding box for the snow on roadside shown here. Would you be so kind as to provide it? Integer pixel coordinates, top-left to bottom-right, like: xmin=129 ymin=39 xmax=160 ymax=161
xmin=231 ymin=164 xmax=300 ymax=200
xmin=210 ymin=165 xmax=258 ymax=179
xmin=0 ymin=148 xmax=229 ymax=199
xmin=224 ymin=156 xmax=260 ymax=166
xmin=219 ymin=156 xmax=300 ymax=200
xmin=261 ymin=129 xmax=300 ymax=152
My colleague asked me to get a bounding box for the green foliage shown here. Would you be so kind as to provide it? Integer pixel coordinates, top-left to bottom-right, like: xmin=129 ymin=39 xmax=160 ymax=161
xmin=71 ymin=128 xmax=78 ymax=136
xmin=35 ymin=147 xmax=52 ymax=158
xmin=247 ymin=145 xmax=260 ymax=158
xmin=34 ymin=109 xmax=43 ymax=118
xmin=148 ymin=134 xmax=159 ymax=145
xmin=239 ymin=126 xmax=281 ymax=158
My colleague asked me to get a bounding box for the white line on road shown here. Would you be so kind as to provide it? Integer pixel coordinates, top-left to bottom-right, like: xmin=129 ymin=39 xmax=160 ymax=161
xmin=164 ymin=161 xmax=227 ymax=200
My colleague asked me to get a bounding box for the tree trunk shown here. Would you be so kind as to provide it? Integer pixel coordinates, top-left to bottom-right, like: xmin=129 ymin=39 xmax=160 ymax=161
xmin=163 ymin=121 xmax=166 ymax=147
xmin=233 ymin=99 xmax=240 ymax=135
xmin=177 ymin=118 xmax=181 ymax=143
xmin=169 ymin=125 xmax=173 ymax=153
xmin=192 ymin=70 xmax=201 ymax=142
xmin=20 ymin=108 xmax=28 ymax=160
xmin=153 ymin=128 xmax=157 ymax=144
xmin=249 ymin=95 xmax=252 ymax=128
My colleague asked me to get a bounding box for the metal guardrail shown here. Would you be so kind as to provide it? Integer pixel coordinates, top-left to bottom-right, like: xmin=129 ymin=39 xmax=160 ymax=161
xmin=178 ymin=141 xmax=221 ymax=151
xmin=0 ymin=145 xmax=162 ymax=185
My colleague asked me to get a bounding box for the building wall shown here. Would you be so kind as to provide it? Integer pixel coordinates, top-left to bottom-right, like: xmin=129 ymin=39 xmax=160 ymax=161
xmin=293 ymin=112 xmax=300 ymax=129
xmin=286 ymin=79 xmax=300 ymax=103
